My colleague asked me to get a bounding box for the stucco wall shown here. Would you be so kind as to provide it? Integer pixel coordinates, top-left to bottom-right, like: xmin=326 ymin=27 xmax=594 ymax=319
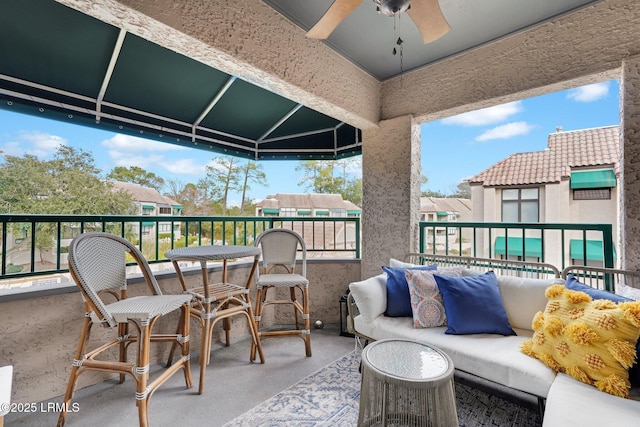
xmin=620 ymin=54 xmax=640 ymax=269
xmin=362 ymin=116 xmax=421 ymax=278
xmin=0 ymin=259 xmax=360 ymax=404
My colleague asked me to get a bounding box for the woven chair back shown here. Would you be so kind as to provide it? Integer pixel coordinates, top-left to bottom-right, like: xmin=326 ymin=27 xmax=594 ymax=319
xmin=256 ymin=229 xmax=306 ymax=275
xmin=68 ymin=232 xmax=161 ymax=327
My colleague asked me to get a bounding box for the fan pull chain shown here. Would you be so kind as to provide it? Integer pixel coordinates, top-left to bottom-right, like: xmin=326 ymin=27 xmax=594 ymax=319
xmin=392 ymin=13 xmax=405 ymax=85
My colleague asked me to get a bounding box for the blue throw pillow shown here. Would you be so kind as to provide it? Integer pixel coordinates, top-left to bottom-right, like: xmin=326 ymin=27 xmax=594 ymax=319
xmin=434 ymin=271 xmax=516 ymax=336
xmin=565 ymin=274 xmax=632 ymax=303
xmin=565 ymin=274 xmax=640 ymax=387
xmin=382 ymin=265 xmax=437 ymax=317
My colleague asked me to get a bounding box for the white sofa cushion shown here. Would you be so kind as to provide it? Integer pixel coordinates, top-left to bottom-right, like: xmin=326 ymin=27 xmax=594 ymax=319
xmin=543 ymin=373 xmax=640 ymax=427
xmin=349 ymin=273 xmax=386 ymax=321
xmin=496 ymin=276 xmax=563 ymax=330
xmin=353 ymin=315 xmax=556 ymax=397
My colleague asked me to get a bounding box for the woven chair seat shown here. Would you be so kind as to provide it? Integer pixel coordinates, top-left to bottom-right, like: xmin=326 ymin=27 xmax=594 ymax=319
xmin=257 ymin=274 xmax=309 ymax=288
xmin=99 ymin=294 xmax=193 ymax=323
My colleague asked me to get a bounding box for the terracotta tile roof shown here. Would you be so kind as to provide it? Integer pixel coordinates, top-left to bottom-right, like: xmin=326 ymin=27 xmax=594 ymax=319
xmin=469 ymin=125 xmax=619 ymax=187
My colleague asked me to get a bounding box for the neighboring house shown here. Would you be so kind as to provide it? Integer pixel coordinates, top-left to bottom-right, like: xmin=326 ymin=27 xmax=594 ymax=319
xmin=255 ymin=193 xmax=361 ymax=258
xmin=469 ymin=125 xmax=619 ymax=267
xmin=111 ymin=181 xmax=183 ymax=239
xmin=255 ymin=193 xmax=361 ymax=218
xmin=420 ymin=197 xmax=472 ymax=255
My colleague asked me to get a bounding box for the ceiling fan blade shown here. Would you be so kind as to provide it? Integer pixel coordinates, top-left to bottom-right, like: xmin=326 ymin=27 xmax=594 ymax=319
xmin=407 ymin=0 xmax=451 ymax=44
xmin=306 ymin=0 xmax=363 ymax=39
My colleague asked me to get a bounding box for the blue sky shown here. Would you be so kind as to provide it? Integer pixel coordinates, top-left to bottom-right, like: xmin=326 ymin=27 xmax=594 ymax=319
xmin=0 ymin=79 xmax=619 ymax=204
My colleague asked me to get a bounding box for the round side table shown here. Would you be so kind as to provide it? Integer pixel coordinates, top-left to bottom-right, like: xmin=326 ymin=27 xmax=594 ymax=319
xmin=358 ymin=339 xmax=458 ymax=427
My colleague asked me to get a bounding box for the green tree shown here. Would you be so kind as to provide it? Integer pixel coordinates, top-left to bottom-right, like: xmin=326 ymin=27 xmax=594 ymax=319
xmin=169 ymin=181 xmax=212 ymax=216
xmin=0 ymin=146 xmax=134 ymax=262
xmin=295 ymin=158 xmax=362 ymax=205
xmin=199 ymin=156 xmax=243 ymax=216
xmin=106 ymin=165 xmax=165 ymax=192
xmin=449 ymin=180 xmax=472 ymax=199
xmin=238 ymin=161 xmax=267 ymax=215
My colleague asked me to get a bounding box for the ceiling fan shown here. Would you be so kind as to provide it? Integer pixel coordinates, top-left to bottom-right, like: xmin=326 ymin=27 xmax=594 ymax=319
xmin=306 ymin=0 xmax=450 ymax=44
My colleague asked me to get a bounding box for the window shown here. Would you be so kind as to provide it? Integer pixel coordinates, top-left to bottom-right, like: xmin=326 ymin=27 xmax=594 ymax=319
xmin=159 ymin=223 xmax=171 ymax=233
xmin=573 ymin=188 xmax=611 ymax=200
xmin=502 ymin=188 xmax=539 ymax=222
xmin=159 ymin=207 xmax=171 ymax=214
xmin=141 ymin=225 xmax=152 ymax=235
xmin=330 ymin=208 xmax=346 ymax=217
xmin=280 ymin=208 xmax=296 ymax=217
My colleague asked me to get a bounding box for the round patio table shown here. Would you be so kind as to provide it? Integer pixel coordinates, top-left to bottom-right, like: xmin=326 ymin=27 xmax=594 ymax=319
xmin=358 ymin=339 xmax=458 ymax=427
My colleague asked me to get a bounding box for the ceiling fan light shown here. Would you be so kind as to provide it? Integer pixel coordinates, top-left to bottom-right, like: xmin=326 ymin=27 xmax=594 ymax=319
xmin=373 ymin=0 xmax=411 ymax=17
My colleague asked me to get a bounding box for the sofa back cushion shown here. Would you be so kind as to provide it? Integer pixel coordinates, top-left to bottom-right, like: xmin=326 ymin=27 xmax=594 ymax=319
xmin=349 ymin=273 xmax=387 ymax=321
xmin=497 ymin=275 xmax=564 ymax=330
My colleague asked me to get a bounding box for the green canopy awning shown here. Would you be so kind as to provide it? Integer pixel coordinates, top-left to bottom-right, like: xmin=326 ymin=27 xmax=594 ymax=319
xmin=347 ymin=210 xmax=361 ymax=215
xmin=262 ymin=209 xmax=279 ymax=214
xmin=494 ymin=237 xmax=542 ymax=258
xmin=141 ymin=221 xmax=155 ymax=226
xmin=436 ymin=211 xmax=448 ymax=217
xmin=570 ymin=239 xmax=616 ymax=262
xmin=142 ymin=205 xmax=155 ymax=209
xmin=297 ymin=210 xmax=312 ymax=215
xmin=316 ymin=211 xmax=330 ymax=216
xmin=0 ymin=1 xmax=362 ymax=160
xmin=570 ymin=170 xmax=616 ymax=189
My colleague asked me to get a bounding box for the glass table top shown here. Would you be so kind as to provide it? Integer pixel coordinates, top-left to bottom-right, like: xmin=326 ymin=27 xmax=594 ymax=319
xmin=365 ymin=339 xmax=449 ymax=380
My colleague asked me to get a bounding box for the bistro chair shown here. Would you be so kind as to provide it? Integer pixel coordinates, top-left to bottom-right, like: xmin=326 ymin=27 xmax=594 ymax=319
xmin=251 ymin=228 xmax=311 ymax=359
xmin=58 ymin=233 xmax=193 ymax=427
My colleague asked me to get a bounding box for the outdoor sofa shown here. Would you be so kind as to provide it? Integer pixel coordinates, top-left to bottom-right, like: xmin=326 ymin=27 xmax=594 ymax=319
xmin=347 ymin=255 xmax=640 ymax=426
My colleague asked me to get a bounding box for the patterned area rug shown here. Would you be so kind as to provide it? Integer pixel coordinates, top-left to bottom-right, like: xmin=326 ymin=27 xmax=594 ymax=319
xmin=223 ymin=350 xmax=539 ymax=427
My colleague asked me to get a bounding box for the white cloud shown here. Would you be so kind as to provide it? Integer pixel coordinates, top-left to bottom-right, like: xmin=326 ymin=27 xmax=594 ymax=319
xmin=18 ymin=131 xmax=67 ymax=158
xmin=567 ymin=82 xmax=610 ymax=103
xmin=158 ymin=158 xmax=207 ymax=175
xmin=475 ymin=121 xmax=534 ymax=141
xmin=101 ymin=134 xmax=188 ymax=152
xmin=442 ymin=101 xmax=523 ymax=126
xmin=107 ymin=150 xmax=166 ymax=169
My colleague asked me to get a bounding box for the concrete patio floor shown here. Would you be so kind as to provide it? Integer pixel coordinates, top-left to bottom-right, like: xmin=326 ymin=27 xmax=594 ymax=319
xmin=6 ymin=325 xmax=355 ymax=427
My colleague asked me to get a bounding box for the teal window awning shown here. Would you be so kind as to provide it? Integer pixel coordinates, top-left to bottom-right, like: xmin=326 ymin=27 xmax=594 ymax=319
xmin=316 ymin=211 xmax=330 ymax=216
xmin=172 ymin=205 xmax=182 ymax=209
xmin=570 ymin=239 xmax=616 ymax=262
xmin=297 ymin=210 xmax=312 ymax=215
xmin=436 ymin=211 xmax=448 ymax=217
xmin=494 ymin=237 xmax=542 ymax=258
xmin=262 ymin=209 xmax=279 ymax=214
xmin=347 ymin=210 xmax=361 ymax=215
xmin=141 ymin=221 xmax=155 ymax=226
xmin=142 ymin=205 xmax=155 ymax=209
xmin=570 ymin=170 xmax=616 ymax=189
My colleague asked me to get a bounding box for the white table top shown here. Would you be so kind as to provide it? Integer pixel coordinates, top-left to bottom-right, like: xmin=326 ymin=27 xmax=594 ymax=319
xmin=364 ymin=339 xmax=449 ymax=381
xmin=165 ymin=245 xmax=261 ymax=262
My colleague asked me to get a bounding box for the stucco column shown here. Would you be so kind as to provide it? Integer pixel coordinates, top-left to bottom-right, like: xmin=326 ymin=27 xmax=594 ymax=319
xmin=361 ymin=115 xmax=421 ymax=278
xmin=619 ymin=54 xmax=640 ymax=270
